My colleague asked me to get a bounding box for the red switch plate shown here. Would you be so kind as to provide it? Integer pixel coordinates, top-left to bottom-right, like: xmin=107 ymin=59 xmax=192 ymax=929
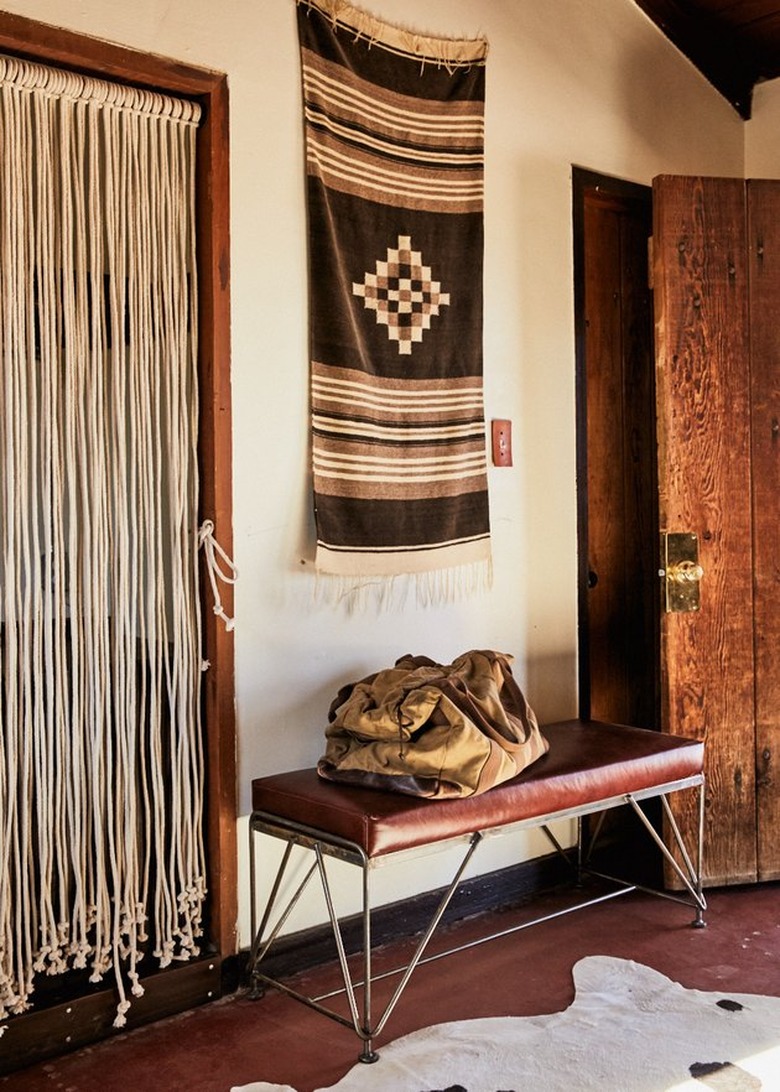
xmin=491 ymin=419 xmax=512 ymax=467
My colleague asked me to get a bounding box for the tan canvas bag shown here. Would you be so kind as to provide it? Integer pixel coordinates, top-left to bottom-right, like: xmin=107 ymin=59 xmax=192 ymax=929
xmin=317 ymin=649 xmax=549 ymax=798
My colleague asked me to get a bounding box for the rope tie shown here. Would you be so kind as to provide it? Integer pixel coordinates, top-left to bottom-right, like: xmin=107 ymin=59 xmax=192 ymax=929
xmin=198 ymin=520 xmax=237 ymax=632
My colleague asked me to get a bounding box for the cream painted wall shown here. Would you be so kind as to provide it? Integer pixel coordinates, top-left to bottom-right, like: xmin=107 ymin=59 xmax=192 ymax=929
xmin=2 ymin=0 xmax=748 ymax=946
xmin=746 ymin=80 xmax=780 ymax=176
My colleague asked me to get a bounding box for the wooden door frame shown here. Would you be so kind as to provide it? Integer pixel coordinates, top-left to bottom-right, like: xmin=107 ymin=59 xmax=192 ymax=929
xmin=0 ymin=13 xmax=236 ymax=953
xmin=747 ymin=180 xmax=780 ymax=881
xmin=572 ymin=165 xmax=655 ymax=722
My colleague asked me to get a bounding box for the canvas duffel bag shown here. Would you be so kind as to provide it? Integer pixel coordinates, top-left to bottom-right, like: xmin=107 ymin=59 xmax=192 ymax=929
xmin=317 ymin=649 xmax=549 ymax=799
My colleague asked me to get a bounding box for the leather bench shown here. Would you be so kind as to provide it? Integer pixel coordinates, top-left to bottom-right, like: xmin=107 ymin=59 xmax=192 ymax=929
xmin=248 ymin=718 xmax=706 ymax=1062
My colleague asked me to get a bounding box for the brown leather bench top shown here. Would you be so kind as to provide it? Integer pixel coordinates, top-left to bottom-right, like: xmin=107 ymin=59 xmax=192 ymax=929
xmin=251 ymin=719 xmax=704 ymax=860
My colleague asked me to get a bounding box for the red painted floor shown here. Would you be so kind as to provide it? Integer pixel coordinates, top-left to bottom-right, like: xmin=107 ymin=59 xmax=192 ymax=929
xmin=2 ymin=882 xmax=778 ymax=1091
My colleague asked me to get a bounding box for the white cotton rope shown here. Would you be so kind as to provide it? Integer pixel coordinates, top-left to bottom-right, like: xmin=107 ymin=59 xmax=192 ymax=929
xmin=0 ymin=53 xmax=205 ymax=1028
xmin=197 ymin=521 xmax=237 ymax=633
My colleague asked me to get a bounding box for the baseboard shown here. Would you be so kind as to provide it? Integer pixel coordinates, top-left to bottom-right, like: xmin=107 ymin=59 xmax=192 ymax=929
xmin=233 ymin=849 xmax=572 ymax=990
xmin=0 ymin=955 xmax=223 ymax=1077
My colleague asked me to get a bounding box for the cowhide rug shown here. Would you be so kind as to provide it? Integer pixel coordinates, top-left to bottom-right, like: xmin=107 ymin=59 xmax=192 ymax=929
xmin=233 ymin=955 xmax=780 ymax=1091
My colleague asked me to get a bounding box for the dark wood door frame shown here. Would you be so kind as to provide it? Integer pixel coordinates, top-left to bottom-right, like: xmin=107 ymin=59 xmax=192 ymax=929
xmin=747 ymin=180 xmax=780 ymax=881
xmin=0 ymin=11 xmax=236 ymax=1068
xmin=572 ymin=165 xmax=657 ymax=725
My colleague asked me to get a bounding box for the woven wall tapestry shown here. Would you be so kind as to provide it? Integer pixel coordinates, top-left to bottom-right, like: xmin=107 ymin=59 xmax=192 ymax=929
xmin=297 ymin=0 xmax=491 ymax=600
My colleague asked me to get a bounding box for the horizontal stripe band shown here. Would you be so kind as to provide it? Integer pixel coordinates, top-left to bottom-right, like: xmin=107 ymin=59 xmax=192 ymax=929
xmin=312 ymin=363 xmax=483 ymax=392
xmin=314 ymin=449 xmax=485 ymax=468
xmin=313 ymin=375 xmax=483 ymax=402
xmin=302 ymin=81 xmax=484 ymax=143
xmin=317 ymin=532 xmax=491 ymax=556
xmin=314 ymin=455 xmax=486 ymax=475
xmin=307 ymin=145 xmax=483 ymax=202
xmin=305 ymin=109 xmax=483 ymax=168
xmin=302 ymin=53 xmax=484 ymax=133
xmin=307 ymin=169 xmax=482 ymax=212
xmin=314 ymin=469 xmax=485 ymax=485
xmin=313 ymin=420 xmax=484 ymax=443
xmin=312 ymin=391 xmax=485 ymax=413
xmin=307 ymin=125 xmax=483 ymax=175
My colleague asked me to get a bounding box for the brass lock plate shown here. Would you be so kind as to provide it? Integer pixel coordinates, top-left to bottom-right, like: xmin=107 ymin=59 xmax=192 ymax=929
xmin=661 ymin=532 xmax=703 ymax=613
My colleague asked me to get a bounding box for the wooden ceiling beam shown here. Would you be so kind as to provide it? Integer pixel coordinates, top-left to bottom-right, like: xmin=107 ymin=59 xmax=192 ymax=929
xmin=633 ymin=0 xmax=758 ymax=118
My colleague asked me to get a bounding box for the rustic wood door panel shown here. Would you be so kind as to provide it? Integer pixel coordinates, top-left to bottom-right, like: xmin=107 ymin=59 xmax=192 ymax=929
xmin=747 ymin=179 xmax=780 ymax=881
xmin=652 ymin=175 xmax=757 ymax=886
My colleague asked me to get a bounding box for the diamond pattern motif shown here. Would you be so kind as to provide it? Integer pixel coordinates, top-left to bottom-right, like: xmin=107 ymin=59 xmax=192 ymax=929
xmin=353 ymin=235 xmax=450 ymax=356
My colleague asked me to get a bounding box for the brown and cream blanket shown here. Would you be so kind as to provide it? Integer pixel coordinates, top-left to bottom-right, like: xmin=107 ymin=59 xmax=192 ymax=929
xmin=297 ymin=0 xmax=491 ymax=597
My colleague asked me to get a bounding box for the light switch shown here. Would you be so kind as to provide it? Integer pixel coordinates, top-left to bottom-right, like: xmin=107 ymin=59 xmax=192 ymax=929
xmin=491 ymin=419 xmax=512 ymax=467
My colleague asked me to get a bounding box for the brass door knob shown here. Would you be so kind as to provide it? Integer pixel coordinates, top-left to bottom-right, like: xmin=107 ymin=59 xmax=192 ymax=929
xmin=666 ymin=560 xmax=704 ymax=585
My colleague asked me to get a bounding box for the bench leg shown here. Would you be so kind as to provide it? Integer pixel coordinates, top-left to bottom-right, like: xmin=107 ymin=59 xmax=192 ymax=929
xmin=247 ymin=829 xmax=484 ymax=1062
xmin=625 ymin=784 xmax=707 ymax=925
xmin=247 ymin=835 xmax=319 ymax=999
xmin=322 ymin=832 xmax=484 ymax=1061
xmin=540 ymin=817 xmax=595 ymax=887
xmin=584 ymin=781 xmax=707 ymax=927
xmin=358 ymin=855 xmax=379 ymax=1064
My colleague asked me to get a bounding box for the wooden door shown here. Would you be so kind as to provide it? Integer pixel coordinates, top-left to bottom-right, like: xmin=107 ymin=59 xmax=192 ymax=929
xmin=652 ymin=175 xmax=757 ymax=886
xmin=579 ymin=171 xmax=780 ymax=887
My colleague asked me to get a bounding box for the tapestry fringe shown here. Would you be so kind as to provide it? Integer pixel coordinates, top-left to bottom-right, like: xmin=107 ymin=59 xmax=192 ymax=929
xmin=298 ymin=0 xmax=488 ymax=70
xmin=311 ymin=557 xmax=494 ymax=612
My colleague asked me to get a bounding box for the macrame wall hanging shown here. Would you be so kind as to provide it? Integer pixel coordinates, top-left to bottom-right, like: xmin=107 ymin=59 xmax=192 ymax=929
xmin=297 ymin=0 xmax=492 ymax=606
xmin=0 ymin=54 xmax=206 ymax=1027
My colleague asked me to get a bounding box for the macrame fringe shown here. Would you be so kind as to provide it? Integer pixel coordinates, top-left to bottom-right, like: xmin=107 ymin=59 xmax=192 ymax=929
xmin=299 ymin=0 xmax=488 ymax=71
xmin=0 ymin=54 xmax=201 ymax=123
xmin=311 ymin=557 xmax=493 ymax=612
xmin=0 ymin=50 xmax=206 ymax=1030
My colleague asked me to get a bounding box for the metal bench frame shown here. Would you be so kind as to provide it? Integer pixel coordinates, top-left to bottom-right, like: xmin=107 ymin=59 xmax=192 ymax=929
xmin=247 ymin=771 xmax=706 ymax=1063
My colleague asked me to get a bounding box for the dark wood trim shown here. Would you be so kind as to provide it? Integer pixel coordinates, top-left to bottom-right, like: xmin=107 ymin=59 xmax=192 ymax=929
xmin=572 ymin=167 xmax=595 ymax=721
xmin=194 ymin=72 xmax=237 ymax=960
xmin=0 ymin=958 xmax=223 ymax=1077
xmin=572 ymin=167 xmax=653 ymax=722
xmin=0 ymin=0 xmax=237 ymax=1020
xmin=631 ymin=0 xmax=756 ymax=119
xmin=0 ymin=11 xmax=226 ymax=94
xmin=747 ymin=180 xmax=780 ymax=881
